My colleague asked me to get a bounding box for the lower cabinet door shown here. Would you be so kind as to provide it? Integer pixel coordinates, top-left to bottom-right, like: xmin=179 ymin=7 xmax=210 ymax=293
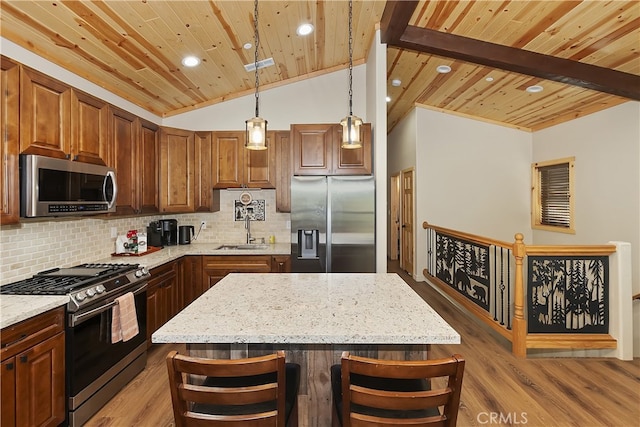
xmin=15 ymin=332 xmax=65 ymax=427
xmin=1 ymin=357 xmax=16 ymax=427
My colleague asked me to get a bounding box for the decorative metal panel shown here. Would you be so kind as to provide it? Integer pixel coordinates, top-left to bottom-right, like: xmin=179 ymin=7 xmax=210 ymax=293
xmin=434 ymin=232 xmax=490 ymax=311
xmin=527 ymin=256 xmax=608 ymax=333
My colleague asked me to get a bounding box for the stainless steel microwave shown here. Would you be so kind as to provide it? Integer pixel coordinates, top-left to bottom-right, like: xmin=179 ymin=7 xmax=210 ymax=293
xmin=20 ymin=154 xmax=117 ymax=217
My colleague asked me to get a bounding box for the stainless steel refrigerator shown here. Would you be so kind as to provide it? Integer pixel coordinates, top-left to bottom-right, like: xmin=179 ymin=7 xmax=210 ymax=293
xmin=290 ymin=176 xmax=375 ymax=273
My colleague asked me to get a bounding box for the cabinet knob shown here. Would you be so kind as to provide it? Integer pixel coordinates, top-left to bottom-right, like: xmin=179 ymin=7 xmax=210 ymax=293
xmin=65 ymin=153 xmax=71 ymax=160
xmin=5 ymin=362 xmax=13 ymax=371
xmin=20 ymin=355 xmax=27 ymax=363
xmin=74 ymin=155 xmax=79 ymax=161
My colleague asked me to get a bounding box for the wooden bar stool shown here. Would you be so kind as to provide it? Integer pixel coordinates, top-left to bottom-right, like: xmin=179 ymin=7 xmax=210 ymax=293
xmin=331 ymin=352 xmax=465 ymax=426
xmin=166 ymin=350 xmax=300 ymax=426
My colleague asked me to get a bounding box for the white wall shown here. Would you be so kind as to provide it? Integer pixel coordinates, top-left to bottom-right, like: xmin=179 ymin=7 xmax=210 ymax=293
xmin=417 ymin=109 xmax=533 ymax=244
xmin=387 ymin=109 xmax=417 ymax=179
xmin=163 ymin=66 xmax=367 ymax=131
xmin=366 ymin=29 xmax=388 ymax=273
xmin=389 ymin=108 xmax=532 ymax=280
xmin=532 ymin=101 xmax=640 ymax=356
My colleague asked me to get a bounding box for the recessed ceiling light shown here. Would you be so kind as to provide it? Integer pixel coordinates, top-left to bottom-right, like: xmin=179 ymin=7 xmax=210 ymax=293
xmin=391 ymin=79 xmax=401 ymax=87
xmin=386 ymin=96 xmax=391 ymax=102
xmin=243 ymin=42 xmax=252 ymax=50
xmin=436 ymin=65 xmax=452 ymax=73
xmin=181 ymin=56 xmax=200 ymax=67
xmin=485 ymin=76 xmax=494 ymax=82
xmin=526 ymin=85 xmax=544 ymax=93
xmin=296 ymin=23 xmax=314 ymax=36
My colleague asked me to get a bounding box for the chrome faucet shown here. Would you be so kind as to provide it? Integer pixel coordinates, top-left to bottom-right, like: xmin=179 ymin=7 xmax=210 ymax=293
xmin=245 ymin=216 xmax=255 ymax=244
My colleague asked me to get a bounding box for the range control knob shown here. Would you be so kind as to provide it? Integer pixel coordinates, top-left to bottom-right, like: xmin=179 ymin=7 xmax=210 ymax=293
xmin=135 ymin=267 xmax=148 ymax=278
xmin=86 ymin=288 xmax=96 ymax=297
xmin=76 ymin=291 xmax=87 ymax=301
xmin=95 ymin=285 xmax=106 ymax=294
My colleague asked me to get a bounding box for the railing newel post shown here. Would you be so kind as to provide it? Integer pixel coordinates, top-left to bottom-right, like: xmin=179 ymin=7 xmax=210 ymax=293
xmin=512 ymin=233 xmax=527 ymax=358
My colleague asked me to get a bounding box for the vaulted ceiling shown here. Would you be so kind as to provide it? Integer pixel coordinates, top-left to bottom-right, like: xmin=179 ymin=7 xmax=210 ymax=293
xmin=2 ymin=1 xmax=638 ymax=132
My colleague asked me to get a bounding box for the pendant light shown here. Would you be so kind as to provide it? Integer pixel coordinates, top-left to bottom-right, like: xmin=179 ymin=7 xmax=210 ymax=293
xmin=340 ymin=0 xmax=362 ymax=149
xmin=245 ymin=0 xmax=267 ymax=150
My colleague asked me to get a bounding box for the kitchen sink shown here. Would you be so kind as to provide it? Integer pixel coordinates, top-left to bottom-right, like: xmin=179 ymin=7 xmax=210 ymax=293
xmin=214 ymin=244 xmax=270 ymax=250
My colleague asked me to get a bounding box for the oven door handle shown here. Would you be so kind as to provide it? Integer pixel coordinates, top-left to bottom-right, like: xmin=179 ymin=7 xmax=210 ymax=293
xmin=70 ymin=283 xmax=147 ymax=327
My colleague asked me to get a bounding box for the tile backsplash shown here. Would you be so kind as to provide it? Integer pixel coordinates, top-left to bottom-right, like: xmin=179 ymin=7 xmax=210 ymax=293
xmin=0 ymin=189 xmax=290 ymax=285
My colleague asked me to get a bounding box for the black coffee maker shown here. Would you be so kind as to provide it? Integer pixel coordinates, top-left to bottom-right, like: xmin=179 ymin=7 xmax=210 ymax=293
xmin=147 ymin=219 xmax=178 ymax=246
xmin=159 ymin=219 xmax=178 ymax=246
xmin=146 ymin=221 xmax=163 ymax=247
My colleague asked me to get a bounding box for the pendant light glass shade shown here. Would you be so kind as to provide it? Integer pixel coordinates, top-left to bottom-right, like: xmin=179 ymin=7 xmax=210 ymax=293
xmin=341 ymin=0 xmax=362 ymax=149
xmin=245 ymin=0 xmax=267 ymax=150
xmin=245 ymin=116 xmax=268 ymax=150
xmin=340 ymin=114 xmax=362 ymax=149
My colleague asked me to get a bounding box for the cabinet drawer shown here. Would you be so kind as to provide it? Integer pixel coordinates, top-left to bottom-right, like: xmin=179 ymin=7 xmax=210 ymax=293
xmin=0 ymin=307 xmax=64 ymax=361
xmin=202 ymin=255 xmax=273 ymax=273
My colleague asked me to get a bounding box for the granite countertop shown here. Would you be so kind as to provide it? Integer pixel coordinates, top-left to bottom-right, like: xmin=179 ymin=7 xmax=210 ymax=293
xmin=0 ymin=295 xmax=70 ymax=329
xmin=93 ymin=242 xmax=292 ymax=270
xmin=153 ymin=273 xmax=461 ymax=345
xmin=0 ymin=243 xmax=291 ymax=330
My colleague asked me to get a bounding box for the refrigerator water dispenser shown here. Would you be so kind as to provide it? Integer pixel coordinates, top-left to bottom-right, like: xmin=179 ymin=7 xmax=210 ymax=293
xmin=298 ymin=229 xmax=319 ymax=259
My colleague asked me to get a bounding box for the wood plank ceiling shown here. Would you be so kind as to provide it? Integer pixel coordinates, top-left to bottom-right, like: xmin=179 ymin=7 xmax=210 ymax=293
xmin=1 ymin=1 xmax=638 ymax=132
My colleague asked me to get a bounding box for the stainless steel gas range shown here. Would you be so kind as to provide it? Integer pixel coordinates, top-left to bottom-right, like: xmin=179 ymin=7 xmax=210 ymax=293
xmin=1 ymin=263 xmax=150 ymax=426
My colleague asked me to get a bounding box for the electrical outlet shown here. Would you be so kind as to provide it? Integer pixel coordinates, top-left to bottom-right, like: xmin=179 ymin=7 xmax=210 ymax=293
xmin=201 ymin=221 xmax=207 ymax=229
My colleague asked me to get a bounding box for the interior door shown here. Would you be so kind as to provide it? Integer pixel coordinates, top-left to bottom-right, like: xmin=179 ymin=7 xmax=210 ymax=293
xmin=400 ymin=168 xmax=414 ymax=276
xmin=389 ymin=174 xmax=400 ymax=260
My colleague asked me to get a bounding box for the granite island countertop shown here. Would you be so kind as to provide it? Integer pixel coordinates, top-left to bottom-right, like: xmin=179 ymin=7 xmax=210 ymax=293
xmin=153 ymin=273 xmax=460 ymax=345
xmin=1 ymin=243 xmax=291 ymax=330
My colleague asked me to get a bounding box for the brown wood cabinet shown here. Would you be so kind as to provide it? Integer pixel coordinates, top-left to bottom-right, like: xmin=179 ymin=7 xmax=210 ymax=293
xmin=1 ymin=57 xmax=20 ymax=225
xmin=71 ymin=89 xmax=109 ymax=165
xmin=202 ymin=255 xmax=274 ymax=289
xmin=146 ymin=260 xmax=182 ymax=346
xmin=19 ymin=67 xmax=71 ymax=159
xmin=0 ymin=307 xmax=65 ymax=427
xmin=274 ymin=131 xmax=292 ymax=212
xmin=212 ymin=131 xmax=276 ymax=189
xmin=271 ymin=255 xmax=292 ymax=272
xmin=159 ymin=127 xmax=195 ymax=212
xmin=292 ymin=123 xmax=372 ymax=175
xmin=110 ymin=110 xmax=160 ymax=215
xmin=182 ymin=255 xmax=204 ymax=305
xmin=20 ymin=67 xmax=110 ymax=166
xmin=194 ymin=132 xmax=220 ymax=212
xmin=109 ymin=107 xmax=137 ymax=215
xmin=137 ymin=119 xmax=160 ymax=214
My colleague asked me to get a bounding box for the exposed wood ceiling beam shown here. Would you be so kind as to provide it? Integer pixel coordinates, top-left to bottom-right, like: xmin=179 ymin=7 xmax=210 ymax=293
xmin=381 ymin=1 xmax=640 ymax=101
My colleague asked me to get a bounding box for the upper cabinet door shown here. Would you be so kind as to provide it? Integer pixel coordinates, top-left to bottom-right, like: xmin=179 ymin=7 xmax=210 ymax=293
xmin=244 ymin=134 xmax=275 ymax=189
xmin=20 ymin=67 xmax=71 ymax=159
xmin=1 ymin=57 xmax=20 ymax=225
xmin=194 ymin=131 xmax=217 ymax=212
xmin=71 ymin=89 xmax=109 ymax=165
xmin=138 ymin=119 xmax=160 ymax=214
xmin=291 ymin=124 xmax=334 ymax=175
xmin=292 ymin=123 xmax=372 ymax=175
xmin=274 ymin=131 xmax=292 ymax=212
xmin=332 ymin=122 xmax=372 ymax=175
xmin=159 ymin=127 xmax=195 ymax=213
xmin=212 ymin=131 xmax=243 ymax=188
xmin=110 ymin=107 xmax=138 ymax=216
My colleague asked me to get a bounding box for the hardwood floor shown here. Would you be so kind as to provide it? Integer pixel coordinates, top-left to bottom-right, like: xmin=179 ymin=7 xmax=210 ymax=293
xmin=86 ymin=262 xmax=640 ymax=426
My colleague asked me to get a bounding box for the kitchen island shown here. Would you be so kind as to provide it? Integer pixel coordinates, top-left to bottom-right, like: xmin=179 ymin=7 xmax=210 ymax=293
xmin=153 ymin=272 xmax=460 ymax=426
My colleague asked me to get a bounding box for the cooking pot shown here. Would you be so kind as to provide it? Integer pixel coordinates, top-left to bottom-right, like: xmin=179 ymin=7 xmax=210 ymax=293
xmin=178 ymin=225 xmax=194 ymax=245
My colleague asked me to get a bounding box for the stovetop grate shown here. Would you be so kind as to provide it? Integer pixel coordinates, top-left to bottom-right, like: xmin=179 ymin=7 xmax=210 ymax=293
xmin=0 ymin=263 xmax=141 ymax=295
